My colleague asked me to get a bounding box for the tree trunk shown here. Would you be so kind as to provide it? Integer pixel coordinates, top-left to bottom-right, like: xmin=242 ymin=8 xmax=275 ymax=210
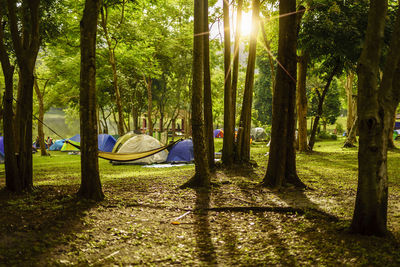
xmin=308 ymin=65 xmax=338 ymax=151
xmin=78 ymin=0 xmax=104 ymax=201
xmin=0 ymin=14 xmax=20 ymax=191
xmin=100 ymin=6 xmax=124 ymax=136
xmin=231 ymin=0 xmax=243 ymax=133
xmin=345 ymin=72 xmax=355 ymax=135
xmin=260 ymin=20 xmax=275 ymax=93
xmin=296 ymin=50 xmax=308 ymax=152
xmin=351 ymin=0 xmax=400 ymax=236
xmin=144 ymin=77 xmax=153 ymax=136
xmin=181 ymin=0 xmax=210 ymax=188
xmin=262 ymin=0 xmax=305 ymax=189
xmin=221 ymin=0 xmax=234 ymax=166
xmin=33 ymin=77 xmax=48 ymax=156
xmin=343 ymin=115 xmax=358 ymax=147
xmin=7 ymin=0 xmax=41 ymax=192
xmin=236 ymin=0 xmax=260 ymax=162
xmin=203 ymin=0 xmax=214 ymax=170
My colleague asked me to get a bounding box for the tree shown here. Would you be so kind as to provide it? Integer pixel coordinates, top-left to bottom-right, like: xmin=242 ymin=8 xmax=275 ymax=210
xmin=100 ymin=2 xmax=125 ymax=136
xmin=6 ymin=0 xmax=41 ymax=192
xmin=0 ymin=3 xmax=19 ymax=191
xmin=78 ymin=0 xmax=104 ymax=201
xmin=181 ymin=0 xmax=210 ymax=188
xmin=203 ymin=0 xmax=215 ymax=170
xmin=221 ymin=0 xmax=234 ymax=166
xmin=236 ymin=0 xmax=260 ymax=162
xmin=296 ymin=50 xmax=309 ymax=152
xmin=351 ymin=0 xmax=400 ymax=236
xmin=262 ymin=0 xmax=305 ymax=189
xmin=33 ymin=74 xmax=50 ymax=156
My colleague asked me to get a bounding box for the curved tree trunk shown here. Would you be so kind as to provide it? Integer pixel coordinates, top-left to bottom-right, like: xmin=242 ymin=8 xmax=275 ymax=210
xmin=78 ymin=0 xmax=104 ymax=201
xmin=346 ymin=72 xmax=355 ymax=135
xmin=236 ymin=0 xmax=260 ymax=163
xmin=343 ymin=96 xmax=358 ymax=147
xmin=263 ymin=0 xmax=305 ymax=189
xmin=203 ymin=0 xmax=215 ymax=170
xmin=181 ymin=0 xmax=210 ymax=188
xmin=100 ymin=6 xmax=124 ymax=136
xmin=297 ymin=50 xmax=308 ymax=152
xmin=307 ymin=65 xmax=338 ymax=151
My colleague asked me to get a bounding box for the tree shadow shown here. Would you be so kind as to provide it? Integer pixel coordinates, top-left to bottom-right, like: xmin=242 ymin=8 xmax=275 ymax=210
xmin=193 ymin=187 xmax=218 ymax=265
xmin=0 ymin=185 xmax=98 ymax=265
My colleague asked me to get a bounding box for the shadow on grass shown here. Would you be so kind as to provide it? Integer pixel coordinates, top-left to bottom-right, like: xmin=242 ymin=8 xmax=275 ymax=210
xmin=193 ymin=187 xmax=218 ymax=265
xmin=0 ymin=185 xmax=98 ymax=265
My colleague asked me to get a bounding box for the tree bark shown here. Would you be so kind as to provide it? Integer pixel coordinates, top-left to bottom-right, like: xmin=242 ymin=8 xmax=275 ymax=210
xmin=78 ymin=0 xmax=104 ymax=201
xmin=181 ymin=0 xmax=210 ymax=188
xmin=100 ymin=5 xmax=124 ymax=136
xmin=345 ymin=72 xmax=355 ymax=135
xmin=7 ymin=0 xmax=41 ymax=192
xmin=307 ymin=65 xmax=339 ymax=151
xmin=0 ymin=12 xmax=20 ymax=191
xmin=236 ymin=0 xmax=260 ymax=162
xmin=203 ymin=0 xmax=214 ymax=170
xmin=296 ymin=50 xmax=308 ymax=152
xmin=222 ymin=0 xmax=234 ymax=166
xmin=262 ymin=0 xmax=305 ymax=189
xmin=34 ymin=76 xmax=49 ymax=156
xmin=144 ymin=77 xmax=153 ymax=136
xmin=351 ymin=0 xmax=400 ymax=236
xmin=343 ymin=96 xmax=358 ymax=147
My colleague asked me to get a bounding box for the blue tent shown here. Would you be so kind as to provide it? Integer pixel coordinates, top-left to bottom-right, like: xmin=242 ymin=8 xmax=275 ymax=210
xmin=0 ymin=136 xmax=4 ymax=156
xmin=49 ymin=139 xmax=65 ymax=151
xmin=69 ymin=134 xmax=81 ymax=142
xmin=166 ymin=139 xmax=194 ymax=163
xmin=98 ymin=134 xmax=116 ymax=152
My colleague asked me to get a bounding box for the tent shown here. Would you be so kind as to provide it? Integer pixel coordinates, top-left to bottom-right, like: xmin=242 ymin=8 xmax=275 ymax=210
xmin=98 ymin=134 xmax=116 ymax=152
xmin=0 ymin=136 xmax=4 ymax=156
xmin=61 ymin=134 xmax=81 ymax=152
xmin=250 ymin=127 xmax=268 ymax=141
xmin=113 ymin=134 xmax=168 ymax=164
xmin=394 ymin=130 xmax=400 ymax=140
xmin=112 ymin=132 xmax=136 ymax=153
xmin=213 ymin=129 xmax=224 ymax=138
xmin=396 ymin=122 xmax=400 ymax=130
xmin=49 ymin=139 xmax=65 ymax=151
xmin=166 ymin=139 xmax=194 ymax=163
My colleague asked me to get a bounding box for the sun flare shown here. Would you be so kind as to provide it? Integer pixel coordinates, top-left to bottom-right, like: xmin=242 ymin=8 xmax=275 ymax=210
xmin=240 ymin=11 xmax=253 ymax=36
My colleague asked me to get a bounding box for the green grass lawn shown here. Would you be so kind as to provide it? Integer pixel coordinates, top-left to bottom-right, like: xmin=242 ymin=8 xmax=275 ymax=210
xmin=0 ymin=138 xmax=400 ymax=265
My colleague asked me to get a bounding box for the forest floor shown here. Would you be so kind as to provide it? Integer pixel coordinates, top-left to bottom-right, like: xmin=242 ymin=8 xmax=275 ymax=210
xmin=1 ymin=138 xmax=400 ymax=266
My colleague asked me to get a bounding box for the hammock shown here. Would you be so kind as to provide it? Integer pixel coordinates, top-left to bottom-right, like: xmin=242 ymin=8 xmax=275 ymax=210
xmin=66 ymin=138 xmax=181 ymax=162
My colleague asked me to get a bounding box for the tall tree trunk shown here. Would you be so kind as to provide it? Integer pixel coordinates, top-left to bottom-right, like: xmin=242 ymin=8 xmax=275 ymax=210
xmin=231 ymin=0 xmax=243 ymax=133
xmin=34 ymin=77 xmax=48 ymax=156
xmin=144 ymin=77 xmax=153 ymax=136
xmin=351 ymin=0 xmax=400 ymax=236
xmin=203 ymin=0 xmax=214 ymax=170
xmin=345 ymin=72 xmax=355 ymax=135
xmin=222 ymin=0 xmax=234 ymax=166
xmin=262 ymin=0 xmax=305 ymax=189
xmin=181 ymin=0 xmax=210 ymax=188
xmin=0 ymin=13 xmax=19 ymax=191
xmin=78 ymin=0 xmax=104 ymax=201
xmin=7 ymin=0 xmax=41 ymax=192
xmin=297 ymin=50 xmax=308 ymax=152
xmin=100 ymin=6 xmax=124 ymax=136
xmin=236 ymin=0 xmax=260 ymax=162
xmin=260 ymin=21 xmax=275 ymax=92
xmin=307 ymin=65 xmax=338 ymax=151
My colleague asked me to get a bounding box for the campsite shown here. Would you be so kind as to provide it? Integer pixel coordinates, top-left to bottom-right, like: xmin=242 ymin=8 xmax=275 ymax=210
xmin=1 ymin=0 xmax=400 ymax=265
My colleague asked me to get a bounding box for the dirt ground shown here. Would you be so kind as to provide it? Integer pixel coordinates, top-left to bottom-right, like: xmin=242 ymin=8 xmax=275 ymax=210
xmin=0 ymin=146 xmax=400 ymax=266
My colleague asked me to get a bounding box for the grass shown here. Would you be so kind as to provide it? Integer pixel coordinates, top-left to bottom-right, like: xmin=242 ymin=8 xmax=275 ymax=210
xmin=0 ymin=137 xmax=400 ymax=265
